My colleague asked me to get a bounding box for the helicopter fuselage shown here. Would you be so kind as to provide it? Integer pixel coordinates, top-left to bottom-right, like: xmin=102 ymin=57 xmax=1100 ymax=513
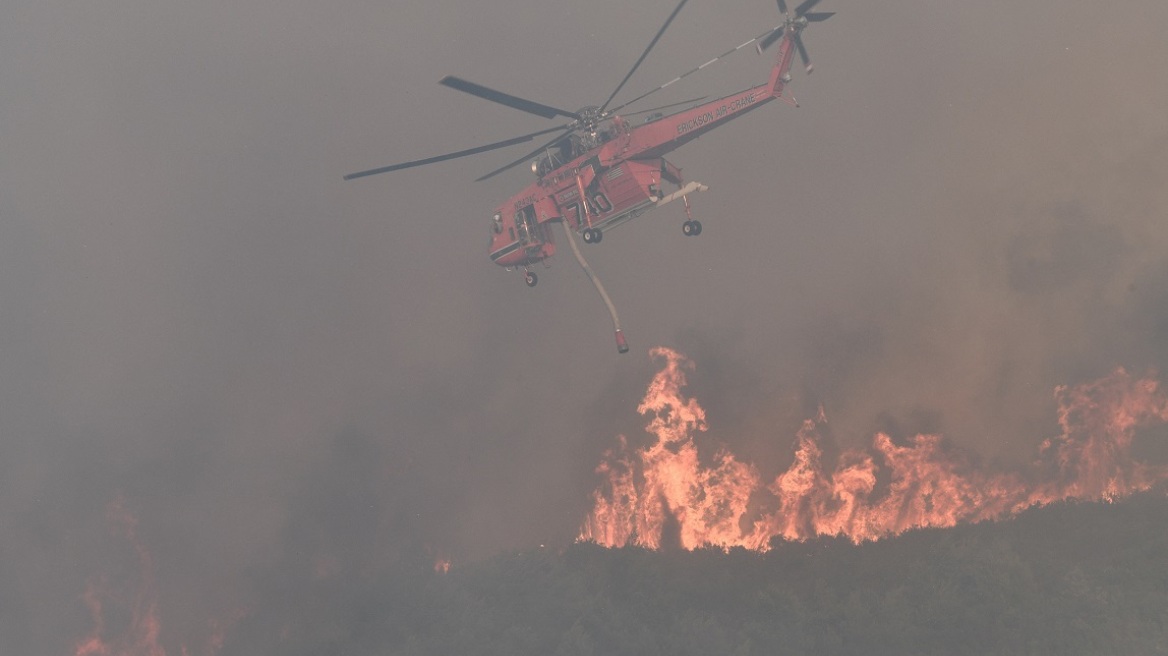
xmin=488 ymin=37 xmax=796 ymax=270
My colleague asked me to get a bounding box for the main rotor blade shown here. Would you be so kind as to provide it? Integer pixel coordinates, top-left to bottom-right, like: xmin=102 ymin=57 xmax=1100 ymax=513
xmin=793 ymin=0 xmax=822 ymax=16
xmin=599 ymin=0 xmax=690 ymax=113
xmin=803 ymin=11 xmax=834 ymax=22
xmin=475 ymin=128 xmax=574 ymax=182
xmin=343 ymin=124 xmax=570 ymax=180
xmin=440 ymin=76 xmax=581 ymax=120
xmin=620 ymin=96 xmax=708 ymax=117
xmin=606 ymin=23 xmax=776 ymax=116
xmin=776 ymin=0 xmax=789 ymax=15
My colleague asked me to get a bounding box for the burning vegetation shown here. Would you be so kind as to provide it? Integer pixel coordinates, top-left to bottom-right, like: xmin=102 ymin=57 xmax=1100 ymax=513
xmin=581 ymin=347 xmax=1168 ymax=549
xmin=71 ymin=347 xmax=1168 ymax=654
xmin=73 ymin=498 xmax=241 ymax=656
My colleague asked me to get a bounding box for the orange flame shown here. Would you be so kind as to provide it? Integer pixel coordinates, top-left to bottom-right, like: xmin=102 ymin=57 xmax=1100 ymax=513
xmin=580 ymin=348 xmax=1168 ymax=549
xmin=74 ymin=497 xmax=167 ymax=656
xmin=73 ymin=498 xmax=241 ymax=656
xmin=580 ymin=350 xmax=762 ymax=549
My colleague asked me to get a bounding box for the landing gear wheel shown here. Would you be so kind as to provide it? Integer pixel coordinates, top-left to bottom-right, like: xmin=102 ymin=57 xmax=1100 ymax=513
xmin=582 ymin=227 xmax=603 ymax=243
xmin=692 ymin=220 xmax=702 ymax=236
xmin=682 ymin=220 xmax=697 ymax=236
xmin=524 ymin=271 xmax=538 ymax=287
xmin=582 ymin=228 xmax=593 ymax=243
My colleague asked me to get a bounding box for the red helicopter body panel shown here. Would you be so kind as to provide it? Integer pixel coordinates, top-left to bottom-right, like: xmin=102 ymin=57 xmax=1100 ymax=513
xmin=486 ymin=33 xmax=799 ymax=270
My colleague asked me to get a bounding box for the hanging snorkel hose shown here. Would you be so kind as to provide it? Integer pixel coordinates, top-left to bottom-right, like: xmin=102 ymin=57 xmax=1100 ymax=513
xmin=560 ymin=221 xmax=629 ymax=354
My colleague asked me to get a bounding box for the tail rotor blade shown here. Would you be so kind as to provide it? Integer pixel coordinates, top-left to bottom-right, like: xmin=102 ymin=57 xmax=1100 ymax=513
xmin=793 ymin=0 xmax=822 ymax=16
xmin=758 ymin=27 xmax=784 ymax=52
xmin=794 ymin=33 xmax=812 ymax=73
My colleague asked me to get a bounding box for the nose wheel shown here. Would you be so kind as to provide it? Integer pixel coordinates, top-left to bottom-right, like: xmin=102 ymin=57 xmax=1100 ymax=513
xmin=524 ymin=270 xmax=538 ymax=287
xmin=582 ymin=227 xmax=603 ymax=243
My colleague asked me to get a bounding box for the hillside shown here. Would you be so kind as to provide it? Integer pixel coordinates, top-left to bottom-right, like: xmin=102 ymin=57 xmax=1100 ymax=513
xmin=227 ymin=492 xmax=1168 ymax=655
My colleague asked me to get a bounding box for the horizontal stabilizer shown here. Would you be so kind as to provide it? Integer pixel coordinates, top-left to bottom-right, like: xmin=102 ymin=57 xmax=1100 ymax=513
xmin=655 ymin=181 xmax=709 ymax=207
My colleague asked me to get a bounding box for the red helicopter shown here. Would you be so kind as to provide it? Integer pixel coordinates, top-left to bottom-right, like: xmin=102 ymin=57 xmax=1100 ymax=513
xmin=346 ymin=0 xmax=832 ymax=353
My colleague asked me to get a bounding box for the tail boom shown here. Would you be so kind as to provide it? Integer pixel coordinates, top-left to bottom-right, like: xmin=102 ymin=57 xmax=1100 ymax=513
xmin=766 ymin=28 xmax=800 ymax=98
xmin=621 ymin=28 xmax=802 ymax=161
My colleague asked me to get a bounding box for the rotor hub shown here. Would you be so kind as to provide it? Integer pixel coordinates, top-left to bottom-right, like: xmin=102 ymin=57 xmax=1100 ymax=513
xmin=576 ymin=105 xmax=604 ymax=132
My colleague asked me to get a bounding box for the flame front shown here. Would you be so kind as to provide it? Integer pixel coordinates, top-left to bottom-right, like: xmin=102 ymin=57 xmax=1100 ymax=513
xmin=580 ymin=348 xmax=1168 ymax=549
xmin=580 ymin=349 xmax=763 ymax=549
xmin=73 ymin=498 xmax=241 ymax=656
xmin=74 ymin=498 xmax=167 ymax=656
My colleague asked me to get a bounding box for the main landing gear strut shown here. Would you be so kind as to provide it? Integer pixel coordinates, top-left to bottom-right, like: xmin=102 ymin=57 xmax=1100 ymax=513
xmin=680 ymin=189 xmax=702 ymax=236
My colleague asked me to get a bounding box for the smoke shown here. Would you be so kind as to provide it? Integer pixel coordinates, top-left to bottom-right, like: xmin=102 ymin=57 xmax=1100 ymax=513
xmin=1 ymin=0 xmax=1167 ymax=652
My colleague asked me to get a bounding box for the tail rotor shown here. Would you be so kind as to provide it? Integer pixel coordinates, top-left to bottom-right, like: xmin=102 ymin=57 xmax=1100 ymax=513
xmin=758 ymin=0 xmax=833 ymax=74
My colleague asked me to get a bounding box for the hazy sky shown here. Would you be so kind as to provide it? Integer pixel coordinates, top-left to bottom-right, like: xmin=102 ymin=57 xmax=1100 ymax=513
xmin=2 ymin=0 xmax=1167 ymax=652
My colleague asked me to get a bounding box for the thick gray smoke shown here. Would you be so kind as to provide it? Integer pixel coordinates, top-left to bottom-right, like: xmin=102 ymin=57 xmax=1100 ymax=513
xmin=1 ymin=0 xmax=1166 ymax=652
